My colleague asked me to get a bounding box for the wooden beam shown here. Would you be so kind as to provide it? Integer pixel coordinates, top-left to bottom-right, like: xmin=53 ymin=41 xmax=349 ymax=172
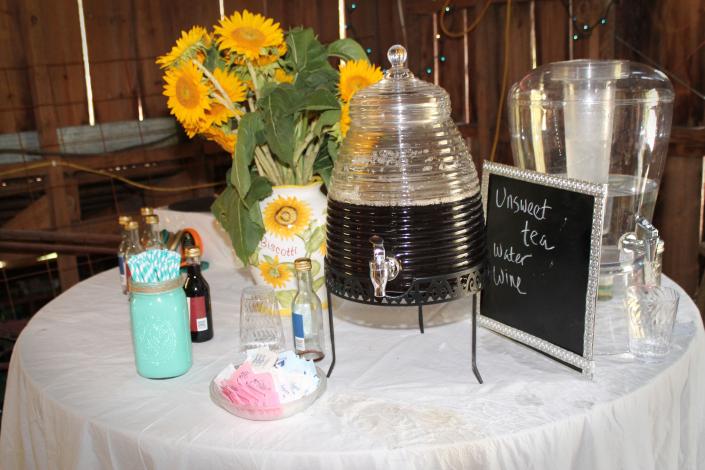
xmin=0 ymin=241 xmax=115 ymax=256
xmin=0 ymin=229 xmax=120 ymax=245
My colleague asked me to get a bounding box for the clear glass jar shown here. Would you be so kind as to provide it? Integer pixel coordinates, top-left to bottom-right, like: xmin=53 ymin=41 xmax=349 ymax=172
xmin=508 ymin=60 xmax=674 ymax=278
xmin=129 ymin=277 xmax=192 ymax=379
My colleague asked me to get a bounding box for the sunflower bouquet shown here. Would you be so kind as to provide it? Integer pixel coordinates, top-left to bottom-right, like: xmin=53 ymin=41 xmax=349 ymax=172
xmin=158 ymin=10 xmax=382 ymax=264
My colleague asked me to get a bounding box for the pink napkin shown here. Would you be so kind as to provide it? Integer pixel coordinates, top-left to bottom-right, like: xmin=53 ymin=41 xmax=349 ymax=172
xmin=220 ymin=363 xmax=280 ymax=409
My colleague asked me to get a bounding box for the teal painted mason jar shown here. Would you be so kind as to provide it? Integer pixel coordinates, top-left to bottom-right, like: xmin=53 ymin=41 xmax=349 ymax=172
xmin=129 ymin=277 xmax=192 ymax=379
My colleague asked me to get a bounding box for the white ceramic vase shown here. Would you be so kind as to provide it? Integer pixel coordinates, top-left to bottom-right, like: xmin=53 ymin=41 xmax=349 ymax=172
xmin=249 ymin=180 xmax=327 ymax=314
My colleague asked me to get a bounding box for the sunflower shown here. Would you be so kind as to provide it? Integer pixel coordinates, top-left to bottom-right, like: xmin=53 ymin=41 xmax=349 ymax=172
xmin=163 ymin=61 xmax=211 ymax=126
xmin=214 ymin=10 xmax=284 ymax=61
xmin=203 ymin=68 xmax=246 ymax=126
xmin=204 ymin=127 xmax=237 ymax=155
xmin=274 ymin=68 xmax=294 ymax=84
xmin=252 ymin=42 xmax=288 ymax=66
xmin=320 ymin=239 xmax=327 ymax=256
xmin=212 ymin=68 xmax=247 ymax=104
xmin=340 ymin=101 xmax=351 ymax=137
xmin=263 ymin=196 xmax=312 ymax=239
xmin=157 ymin=26 xmax=208 ymax=69
xmin=338 ymin=59 xmax=384 ymax=102
xmin=258 ymin=256 xmax=291 ymax=288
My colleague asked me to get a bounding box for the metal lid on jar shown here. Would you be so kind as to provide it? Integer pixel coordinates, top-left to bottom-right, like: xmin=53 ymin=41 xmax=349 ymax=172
xmin=350 ymin=45 xmax=451 ymax=127
xmin=140 ymin=207 xmax=154 ymax=216
xmin=294 ymin=257 xmax=312 ymax=271
xmin=118 ymin=215 xmax=132 ymax=226
xmin=145 ymin=215 xmax=159 ymax=225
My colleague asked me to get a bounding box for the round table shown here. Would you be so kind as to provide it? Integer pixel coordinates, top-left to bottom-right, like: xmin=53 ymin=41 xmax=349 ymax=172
xmin=1 ymin=268 xmax=704 ymax=470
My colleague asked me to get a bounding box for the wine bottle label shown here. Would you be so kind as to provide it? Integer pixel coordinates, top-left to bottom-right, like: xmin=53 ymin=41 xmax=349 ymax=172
xmin=188 ymin=296 xmax=208 ymax=332
xmin=118 ymin=255 xmax=127 ymax=289
xmin=292 ymin=311 xmax=305 ymax=351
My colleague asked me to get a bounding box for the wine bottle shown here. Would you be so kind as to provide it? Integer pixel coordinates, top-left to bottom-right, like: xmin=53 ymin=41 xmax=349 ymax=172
xmin=183 ymin=247 xmax=214 ymax=342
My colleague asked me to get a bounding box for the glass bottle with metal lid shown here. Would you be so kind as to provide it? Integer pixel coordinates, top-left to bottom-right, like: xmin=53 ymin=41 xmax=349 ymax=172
xmin=326 ymin=45 xmax=485 ymax=297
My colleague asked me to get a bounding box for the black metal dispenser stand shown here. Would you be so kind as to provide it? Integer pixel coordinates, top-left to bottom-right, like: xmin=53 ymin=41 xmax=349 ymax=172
xmin=323 ymin=264 xmax=484 ymax=383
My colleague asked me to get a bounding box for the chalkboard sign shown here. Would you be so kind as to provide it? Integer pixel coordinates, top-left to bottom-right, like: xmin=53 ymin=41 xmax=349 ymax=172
xmin=479 ymin=162 xmax=607 ymax=374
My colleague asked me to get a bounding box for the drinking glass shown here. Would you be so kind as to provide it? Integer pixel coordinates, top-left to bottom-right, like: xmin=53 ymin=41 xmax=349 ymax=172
xmin=625 ymin=285 xmax=679 ymax=360
xmin=239 ymin=286 xmax=285 ymax=351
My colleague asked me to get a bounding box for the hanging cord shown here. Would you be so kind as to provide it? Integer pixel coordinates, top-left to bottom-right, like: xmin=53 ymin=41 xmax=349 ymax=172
xmin=439 ymin=0 xmax=494 ymax=38
xmin=490 ymin=0 xmax=512 ymax=162
xmin=0 ymin=160 xmax=221 ymax=193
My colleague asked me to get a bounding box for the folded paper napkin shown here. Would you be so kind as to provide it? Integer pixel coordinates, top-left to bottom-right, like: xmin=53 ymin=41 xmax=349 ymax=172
xmin=215 ymin=349 xmax=320 ymax=409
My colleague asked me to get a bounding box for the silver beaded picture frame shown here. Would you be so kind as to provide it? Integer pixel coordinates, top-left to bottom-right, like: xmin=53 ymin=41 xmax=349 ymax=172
xmin=479 ymin=161 xmax=607 ymax=376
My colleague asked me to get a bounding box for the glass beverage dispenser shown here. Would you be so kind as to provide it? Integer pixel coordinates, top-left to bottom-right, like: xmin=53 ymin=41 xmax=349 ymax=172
xmin=508 ymin=60 xmax=674 ymax=285
xmin=326 ymin=45 xmax=485 ymax=306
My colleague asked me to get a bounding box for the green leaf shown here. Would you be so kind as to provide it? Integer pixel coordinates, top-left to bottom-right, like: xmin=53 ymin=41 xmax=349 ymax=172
xmin=327 ymin=138 xmax=339 ymax=162
xmin=230 ymin=112 xmax=264 ymax=198
xmin=263 ymin=114 xmax=295 ymax=166
xmin=313 ymin=137 xmax=334 ymax=187
xmin=211 ymin=186 xmax=264 ymax=265
xmin=244 ymin=176 xmax=273 ymax=208
xmin=282 ymin=262 xmax=295 ymax=273
xmin=305 ymin=225 xmax=326 ymax=255
xmin=203 ymin=46 xmax=224 ymax=70
xmin=311 ymin=259 xmax=321 ymax=277
xmin=247 ymin=199 xmax=264 ymax=229
xmin=327 ymin=38 xmax=368 ymax=62
xmin=298 ymin=90 xmax=339 ymax=112
xmin=314 ymin=109 xmax=341 ymax=134
xmin=285 ymin=28 xmax=327 ymax=73
xmin=312 ymin=276 xmax=325 ymax=293
xmin=264 ymin=254 xmax=275 ymax=264
xmin=258 ymin=85 xmax=302 ymax=117
xmin=275 ymin=289 xmax=297 ymax=310
xmin=258 ymin=87 xmax=299 ymax=166
xmin=295 ymin=67 xmax=338 ymax=92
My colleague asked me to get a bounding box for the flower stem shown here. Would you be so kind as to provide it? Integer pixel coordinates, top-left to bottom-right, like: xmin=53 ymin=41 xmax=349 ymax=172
xmin=246 ymin=61 xmax=260 ymax=100
xmin=192 ymin=60 xmax=236 ymax=113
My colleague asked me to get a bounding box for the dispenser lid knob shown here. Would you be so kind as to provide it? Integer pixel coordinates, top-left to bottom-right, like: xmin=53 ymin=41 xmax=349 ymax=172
xmin=387 ymin=45 xmax=407 ymax=68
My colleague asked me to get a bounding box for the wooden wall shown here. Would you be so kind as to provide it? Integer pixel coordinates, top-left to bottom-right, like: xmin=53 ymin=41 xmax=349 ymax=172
xmin=0 ymin=0 xmax=704 ymax=295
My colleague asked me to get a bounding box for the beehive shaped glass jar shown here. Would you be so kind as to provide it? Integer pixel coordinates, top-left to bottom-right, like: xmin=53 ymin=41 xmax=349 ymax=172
xmin=508 ymin=60 xmax=674 ymax=277
xmin=326 ymin=45 xmax=485 ymax=299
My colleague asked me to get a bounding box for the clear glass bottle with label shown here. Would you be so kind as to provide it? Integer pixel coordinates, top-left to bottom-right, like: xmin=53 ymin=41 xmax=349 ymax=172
xmin=183 ymin=247 xmax=213 ymax=342
xmin=124 ymin=220 xmax=143 ymax=291
xmin=143 ymin=215 xmax=166 ymax=250
xmin=291 ymin=258 xmax=324 ymax=361
xmin=117 ymin=215 xmax=132 ymax=294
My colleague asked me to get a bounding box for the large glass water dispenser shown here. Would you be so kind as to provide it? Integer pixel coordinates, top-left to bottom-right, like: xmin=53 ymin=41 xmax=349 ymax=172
xmin=508 ymin=60 xmax=674 ymax=283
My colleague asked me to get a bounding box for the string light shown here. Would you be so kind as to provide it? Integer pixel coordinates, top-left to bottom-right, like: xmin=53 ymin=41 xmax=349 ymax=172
xmin=366 ymin=47 xmax=372 ymax=54
xmin=565 ymin=0 xmax=616 ymax=41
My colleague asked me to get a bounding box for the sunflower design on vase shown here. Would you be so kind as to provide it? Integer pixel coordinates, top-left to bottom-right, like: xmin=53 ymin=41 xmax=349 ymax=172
xmin=251 ymin=180 xmax=327 ymax=314
xmin=258 ymin=256 xmax=291 ymax=288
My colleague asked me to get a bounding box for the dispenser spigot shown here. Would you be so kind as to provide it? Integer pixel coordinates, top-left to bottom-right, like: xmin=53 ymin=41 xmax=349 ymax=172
xmin=369 ymin=235 xmax=402 ymax=298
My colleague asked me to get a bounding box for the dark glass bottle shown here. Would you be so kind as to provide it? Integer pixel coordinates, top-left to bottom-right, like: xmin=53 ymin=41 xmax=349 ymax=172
xmin=183 ymin=247 xmax=213 ymax=342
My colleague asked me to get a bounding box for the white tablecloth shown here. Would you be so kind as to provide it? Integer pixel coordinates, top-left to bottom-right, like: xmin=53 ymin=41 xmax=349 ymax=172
xmin=1 ymin=267 xmax=704 ymax=470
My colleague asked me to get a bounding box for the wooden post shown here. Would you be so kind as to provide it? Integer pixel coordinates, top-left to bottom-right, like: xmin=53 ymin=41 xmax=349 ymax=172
xmin=46 ymin=160 xmax=80 ymax=290
xmin=18 ymin=0 xmax=82 ymax=291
